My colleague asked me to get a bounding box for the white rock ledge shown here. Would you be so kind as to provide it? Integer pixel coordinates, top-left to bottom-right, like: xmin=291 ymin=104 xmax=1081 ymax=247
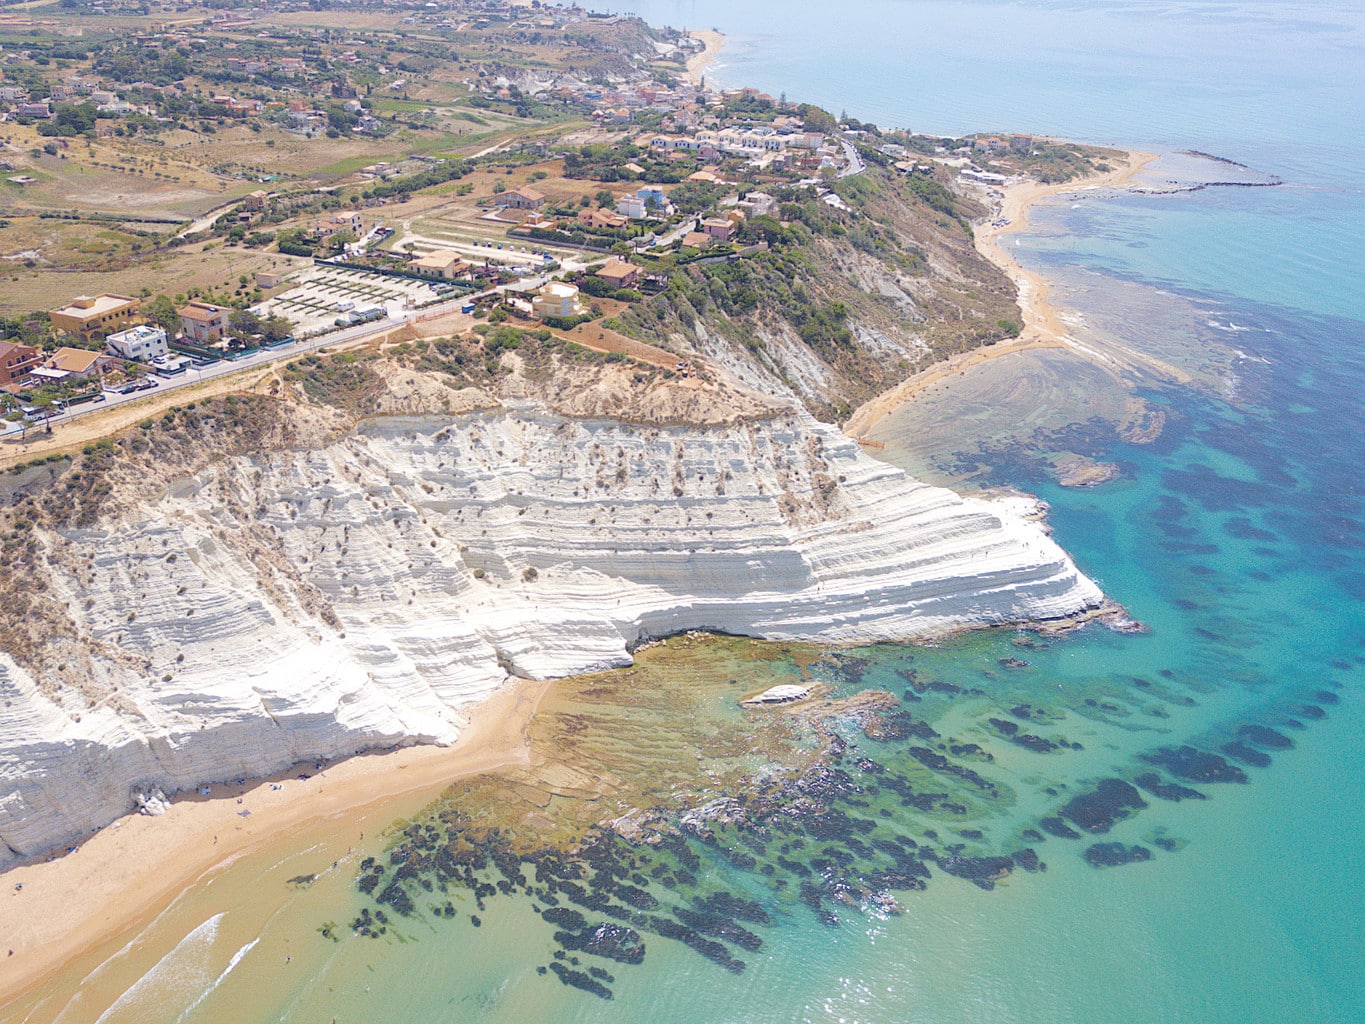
xmin=0 ymin=407 xmax=1103 ymax=867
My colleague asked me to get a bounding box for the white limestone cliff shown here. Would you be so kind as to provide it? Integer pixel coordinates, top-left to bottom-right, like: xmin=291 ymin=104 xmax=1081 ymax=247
xmin=0 ymin=406 xmax=1103 ymax=866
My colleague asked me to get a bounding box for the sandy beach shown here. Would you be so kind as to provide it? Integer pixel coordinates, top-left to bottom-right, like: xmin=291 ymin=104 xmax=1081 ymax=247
xmin=0 ymin=675 xmax=552 ymax=1010
xmin=844 ymin=147 xmax=1177 ymax=439
xmin=686 ymin=29 xmax=725 ymax=88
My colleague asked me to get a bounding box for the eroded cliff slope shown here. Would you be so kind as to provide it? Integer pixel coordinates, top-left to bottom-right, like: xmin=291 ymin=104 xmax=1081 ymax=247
xmin=0 ymin=345 xmax=1102 ymax=866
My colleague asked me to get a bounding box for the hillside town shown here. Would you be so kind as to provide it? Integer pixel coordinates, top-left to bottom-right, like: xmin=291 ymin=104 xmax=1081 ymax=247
xmin=0 ymin=0 xmax=1106 ymax=439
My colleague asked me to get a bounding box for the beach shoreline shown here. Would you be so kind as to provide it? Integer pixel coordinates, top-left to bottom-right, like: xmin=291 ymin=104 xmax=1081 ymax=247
xmin=844 ymin=147 xmax=1168 ymax=438
xmin=685 ymin=29 xmax=725 ymax=87
xmin=0 ymin=675 xmax=552 ymax=1011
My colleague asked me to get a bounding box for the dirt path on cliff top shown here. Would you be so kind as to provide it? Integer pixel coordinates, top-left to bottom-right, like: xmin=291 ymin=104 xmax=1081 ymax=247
xmin=844 ymin=148 xmax=1190 ymax=439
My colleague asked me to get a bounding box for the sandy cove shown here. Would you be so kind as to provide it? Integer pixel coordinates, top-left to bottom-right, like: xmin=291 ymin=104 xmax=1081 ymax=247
xmin=686 ymin=29 xmax=725 ymax=87
xmin=845 ymin=147 xmax=1181 ymax=439
xmin=0 ymin=675 xmax=551 ymax=1011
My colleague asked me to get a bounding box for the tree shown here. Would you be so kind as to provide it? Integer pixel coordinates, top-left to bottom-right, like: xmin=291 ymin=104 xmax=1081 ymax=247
xmin=146 ymin=295 xmax=181 ymax=334
xmin=739 ymin=214 xmax=790 ymax=247
xmin=595 ymin=189 xmax=615 ymax=208
xmin=798 ymin=104 xmax=838 ymax=135
xmin=229 ymin=309 xmax=262 ymax=339
xmin=324 ymin=229 xmax=354 ymax=255
xmin=261 ymin=314 xmax=293 ymax=342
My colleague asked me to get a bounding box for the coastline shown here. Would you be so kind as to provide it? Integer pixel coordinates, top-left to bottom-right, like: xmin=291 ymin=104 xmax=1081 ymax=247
xmin=0 ymin=142 xmax=1140 ymax=1014
xmin=844 ymin=147 xmax=1168 ymax=439
xmin=0 ymin=675 xmax=552 ymax=1010
xmin=685 ymin=29 xmax=725 ymax=87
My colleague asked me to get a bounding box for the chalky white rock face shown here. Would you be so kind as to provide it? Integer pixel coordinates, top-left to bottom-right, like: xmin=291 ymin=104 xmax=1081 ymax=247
xmin=0 ymin=407 xmax=1101 ymax=865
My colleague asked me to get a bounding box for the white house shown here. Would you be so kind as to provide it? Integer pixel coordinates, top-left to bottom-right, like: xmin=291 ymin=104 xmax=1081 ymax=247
xmin=738 ymin=191 xmax=777 ymax=218
xmin=105 ymin=324 xmax=169 ymax=362
xmin=617 ymin=195 xmax=647 ymax=219
xmin=531 ymin=282 xmax=584 ymax=320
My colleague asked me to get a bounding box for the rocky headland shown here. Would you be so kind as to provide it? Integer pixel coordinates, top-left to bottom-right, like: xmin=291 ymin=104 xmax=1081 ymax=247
xmin=0 ymin=345 xmax=1103 ymax=866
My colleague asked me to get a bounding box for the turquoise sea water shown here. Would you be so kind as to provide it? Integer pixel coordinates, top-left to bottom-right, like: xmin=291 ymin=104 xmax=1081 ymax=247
xmin=20 ymin=3 xmax=1364 ymax=1022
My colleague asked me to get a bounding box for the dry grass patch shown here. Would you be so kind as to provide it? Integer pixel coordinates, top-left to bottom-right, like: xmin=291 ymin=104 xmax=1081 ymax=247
xmin=0 ymin=244 xmax=279 ymax=315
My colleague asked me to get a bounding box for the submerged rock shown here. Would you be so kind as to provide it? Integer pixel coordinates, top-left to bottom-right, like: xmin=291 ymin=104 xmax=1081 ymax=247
xmin=1011 ymin=733 xmax=1059 ymax=754
xmin=548 ymin=961 xmax=613 ymax=999
xmin=1134 ymin=772 xmax=1207 ymax=802
xmin=1084 ymin=843 xmax=1152 ymax=868
xmin=931 ymin=853 xmax=1014 ymax=890
xmin=1140 ymin=746 xmax=1248 ymax=784
xmin=555 ymin=923 xmax=646 ymax=966
xmin=1060 ymin=779 xmax=1147 ymax=833
xmin=1237 ymin=725 xmax=1294 ymax=750
xmin=863 ymin=711 xmax=939 ymax=742
xmin=1220 ymin=741 xmax=1272 ymax=768
xmin=1040 ymin=817 xmax=1081 ymax=840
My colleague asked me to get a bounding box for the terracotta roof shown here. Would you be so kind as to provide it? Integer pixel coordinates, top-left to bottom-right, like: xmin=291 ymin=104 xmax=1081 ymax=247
xmin=595 ymin=260 xmax=639 ymax=282
xmin=46 ymin=347 xmax=101 ymax=374
xmin=178 ymin=303 xmax=227 ymax=323
xmin=511 ymin=186 xmax=545 ymax=201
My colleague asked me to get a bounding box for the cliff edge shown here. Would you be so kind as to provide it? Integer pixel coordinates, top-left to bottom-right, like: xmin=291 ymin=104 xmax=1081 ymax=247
xmin=0 ymin=363 xmax=1102 ymax=864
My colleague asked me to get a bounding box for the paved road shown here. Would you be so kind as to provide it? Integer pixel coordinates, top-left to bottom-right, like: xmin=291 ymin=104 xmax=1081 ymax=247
xmin=44 ymin=305 xmax=459 ymax=430
xmin=838 ymin=139 xmax=867 ymax=179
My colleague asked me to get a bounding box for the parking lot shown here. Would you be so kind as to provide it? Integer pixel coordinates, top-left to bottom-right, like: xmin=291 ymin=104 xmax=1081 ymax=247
xmin=255 ymin=265 xmax=444 ymax=336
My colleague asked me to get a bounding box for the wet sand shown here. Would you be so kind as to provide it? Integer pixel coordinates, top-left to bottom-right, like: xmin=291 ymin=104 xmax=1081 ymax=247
xmin=0 ymin=675 xmax=551 ymax=1010
xmin=686 ymin=30 xmax=725 ymax=87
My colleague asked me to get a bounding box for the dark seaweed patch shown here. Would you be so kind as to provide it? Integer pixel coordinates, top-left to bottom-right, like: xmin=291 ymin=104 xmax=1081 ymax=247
xmin=907 ymin=747 xmax=999 ymax=795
